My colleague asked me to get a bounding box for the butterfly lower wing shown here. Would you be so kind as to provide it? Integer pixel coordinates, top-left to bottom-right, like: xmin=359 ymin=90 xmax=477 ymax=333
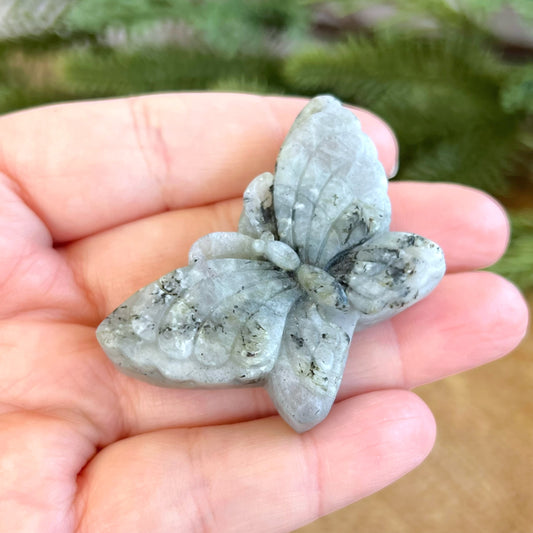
xmin=97 ymin=235 xmax=302 ymax=388
xmin=328 ymin=232 xmax=446 ymax=331
xmin=265 ymin=298 xmax=354 ymax=432
xmin=273 ymin=95 xmax=391 ymax=268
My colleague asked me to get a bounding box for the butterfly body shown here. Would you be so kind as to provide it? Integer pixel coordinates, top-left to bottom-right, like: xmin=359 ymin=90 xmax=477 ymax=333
xmin=96 ymin=95 xmax=445 ymax=432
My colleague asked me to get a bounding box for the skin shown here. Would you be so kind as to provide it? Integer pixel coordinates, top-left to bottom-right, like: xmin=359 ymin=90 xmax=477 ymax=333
xmin=0 ymin=93 xmax=528 ymax=533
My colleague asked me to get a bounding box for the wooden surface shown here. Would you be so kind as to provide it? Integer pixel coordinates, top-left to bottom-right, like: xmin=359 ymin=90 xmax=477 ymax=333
xmin=298 ymin=298 xmax=532 ymax=533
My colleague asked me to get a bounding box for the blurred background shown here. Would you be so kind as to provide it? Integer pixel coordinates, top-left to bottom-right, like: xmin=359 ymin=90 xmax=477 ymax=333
xmin=1 ymin=1 xmax=531 ymax=531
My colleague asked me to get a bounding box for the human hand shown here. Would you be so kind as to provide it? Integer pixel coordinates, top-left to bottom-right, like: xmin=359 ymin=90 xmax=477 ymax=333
xmin=0 ymin=93 xmax=527 ymax=532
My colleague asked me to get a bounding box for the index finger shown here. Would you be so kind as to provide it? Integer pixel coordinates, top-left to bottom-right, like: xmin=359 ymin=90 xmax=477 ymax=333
xmin=0 ymin=93 xmax=398 ymax=243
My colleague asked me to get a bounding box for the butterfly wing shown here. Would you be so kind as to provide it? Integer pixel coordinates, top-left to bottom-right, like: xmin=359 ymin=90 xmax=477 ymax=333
xmin=272 ymin=95 xmax=391 ymax=268
xmin=238 ymin=171 xmax=277 ymax=239
xmin=265 ymin=298 xmax=354 ymax=432
xmin=328 ymin=232 xmax=446 ymax=331
xmin=96 ymin=233 xmax=301 ymax=388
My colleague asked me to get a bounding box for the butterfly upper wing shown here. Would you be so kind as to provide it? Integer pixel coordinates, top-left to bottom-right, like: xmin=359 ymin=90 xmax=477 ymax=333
xmin=96 ymin=233 xmax=301 ymax=388
xmin=265 ymin=298 xmax=355 ymax=432
xmin=272 ymin=95 xmax=391 ymax=268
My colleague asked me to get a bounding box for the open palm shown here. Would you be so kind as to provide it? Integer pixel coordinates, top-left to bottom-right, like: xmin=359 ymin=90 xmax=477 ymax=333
xmin=0 ymin=93 xmax=527 ymax=532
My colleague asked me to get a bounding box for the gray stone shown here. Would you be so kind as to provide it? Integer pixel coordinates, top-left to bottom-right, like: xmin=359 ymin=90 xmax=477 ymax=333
xmin=96 ymin=95 xmax=446 ymax=432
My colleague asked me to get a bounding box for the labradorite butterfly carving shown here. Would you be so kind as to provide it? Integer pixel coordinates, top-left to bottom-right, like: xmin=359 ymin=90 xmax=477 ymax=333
xmin=96 ymin=95 xmax=445 ymax=432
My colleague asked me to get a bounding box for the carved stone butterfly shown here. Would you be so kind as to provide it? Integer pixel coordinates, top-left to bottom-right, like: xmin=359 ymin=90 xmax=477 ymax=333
xmin=96 ymin=95 xmax=445 ymax=432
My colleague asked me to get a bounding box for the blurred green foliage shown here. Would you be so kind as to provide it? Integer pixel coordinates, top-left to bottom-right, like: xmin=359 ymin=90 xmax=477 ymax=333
xmin=284 ymin=34 xmax=523 ymax=193
xmin=61 ymin=46 xmax=284 ymax=95
xmin=61 ymin=0 xmax=311 ymax=55
xmin=488 ymin=210 xmax=533 ymax=290
xmin=0 ymin=0 xmax=532 ymax=289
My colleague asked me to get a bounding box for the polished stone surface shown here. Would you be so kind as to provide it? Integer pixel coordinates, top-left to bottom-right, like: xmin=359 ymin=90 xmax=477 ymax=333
xmin=96 ymin=95 xmax=445 ymax=432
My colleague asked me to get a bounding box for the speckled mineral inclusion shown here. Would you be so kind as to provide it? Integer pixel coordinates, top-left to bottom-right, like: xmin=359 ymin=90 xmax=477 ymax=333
xmin=96 ymin=95 xmax=446 ymax=432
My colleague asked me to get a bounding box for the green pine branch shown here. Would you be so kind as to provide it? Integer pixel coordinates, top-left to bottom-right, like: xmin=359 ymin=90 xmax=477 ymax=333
xmin=284 ymin=33 xmax=529 ymax=194
xmin=58 ymin=46 xmax=283 ymax=97
xmin=501 ymin=65 xmax=533 ymax=114
xmin=489 ymin=210 xmax=533 ymax=292
xmin=61 ymin=0 xmax=311 ymax=56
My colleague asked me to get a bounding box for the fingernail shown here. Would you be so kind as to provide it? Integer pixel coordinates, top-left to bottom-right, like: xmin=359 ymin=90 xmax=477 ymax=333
xmin=388 ymin=154 xmax=399 ymax=179
xmin=386 ymin=126 xmax=400 ymax=179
